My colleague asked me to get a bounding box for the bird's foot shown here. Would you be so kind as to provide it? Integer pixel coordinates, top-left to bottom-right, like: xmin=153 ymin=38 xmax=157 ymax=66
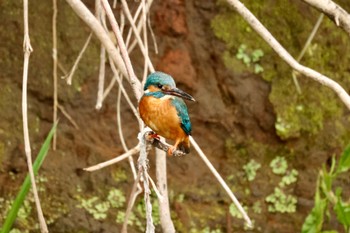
xmin=145 ymin=131 xmax=160 ymax=141
xmin=167 ymin=146 xmax=185 ymax=157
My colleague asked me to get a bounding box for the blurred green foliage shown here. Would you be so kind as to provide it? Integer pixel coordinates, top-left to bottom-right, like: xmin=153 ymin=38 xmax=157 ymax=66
xmin=302 ymin=145 xmax=350 ymax=233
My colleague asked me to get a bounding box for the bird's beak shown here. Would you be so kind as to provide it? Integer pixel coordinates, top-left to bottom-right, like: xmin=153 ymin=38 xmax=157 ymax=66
xmin=165 ymin=87 xmax=196 ymax=101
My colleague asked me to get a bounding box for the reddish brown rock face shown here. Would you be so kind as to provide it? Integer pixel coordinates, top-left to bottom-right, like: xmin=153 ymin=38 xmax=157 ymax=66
xmin=156 ymin=49 xmax=197 ymax=90
xmin=155 ymin=0 xmax=188 ymax=36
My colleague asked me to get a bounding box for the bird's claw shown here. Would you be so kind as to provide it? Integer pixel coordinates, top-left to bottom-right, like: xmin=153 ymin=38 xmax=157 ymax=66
xmin=168 ymin=146 xmax=185 ymax=157
xmin=145 ymin=131 xmax=160 ymax=141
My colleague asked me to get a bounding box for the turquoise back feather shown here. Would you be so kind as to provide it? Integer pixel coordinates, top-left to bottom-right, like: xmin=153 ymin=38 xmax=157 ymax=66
xmin=171 ymin=98 xmax=192 ymax=135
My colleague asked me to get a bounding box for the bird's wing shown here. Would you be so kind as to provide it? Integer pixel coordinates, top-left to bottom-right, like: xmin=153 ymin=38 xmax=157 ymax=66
xmin=171 ymin=98 xmax=192 ymax=135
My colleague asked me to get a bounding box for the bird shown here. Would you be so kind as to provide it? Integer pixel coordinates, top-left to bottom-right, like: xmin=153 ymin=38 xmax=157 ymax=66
xmin=139 ymin=71 xmax=195 ymax=155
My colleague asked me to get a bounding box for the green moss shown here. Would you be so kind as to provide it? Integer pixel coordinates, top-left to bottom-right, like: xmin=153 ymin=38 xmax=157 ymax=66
xmin=243 ymin=159 xmax=261 ymax=181
xmin=270 ymin=156 xmax=288 ymax=175
xmin=266 ymin=187 xmax=297 ymax=213
xmin=212 ymin=0 xmax=348 ymax=140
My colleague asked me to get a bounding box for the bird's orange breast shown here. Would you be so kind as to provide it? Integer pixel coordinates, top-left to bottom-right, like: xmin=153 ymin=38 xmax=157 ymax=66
xmin=139 ymin=95 xmax=187 ymax=142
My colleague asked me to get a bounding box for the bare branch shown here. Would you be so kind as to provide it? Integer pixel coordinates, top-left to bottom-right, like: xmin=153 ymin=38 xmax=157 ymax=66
xmin=226 ymin=0 xmax=350 ymax=110
xmin=155 ymin=149 xmax=175 ymax=233
xmin=63 ymin=33 xmax=92 ymax=85
xmin=57 ymin=103 xmax=79 ymax=129
xmin=96 ymin=45 xmax=106 ymax=109
xmin=120 ymin=0 xmax=155 ymax=73
xmin=101 ymin=0 xmax=142 ymax=100
xmin=142 ymin=131 xmax=186 ymax=157
xmin=122 ymin=169 xmax=143 ymax=233
xmin=293 ymin=13 xmax=324 ymax=94
xmin=52 ymin=0 xmax=58 ymax=150
xmin=190 ymin=136 xmax=253 ymax=228
xmin=301 ymin=0 xmax=350 ymax=37
xmin=147 ymin=173 xmax=164 ymax=202
xmin=65 ymin=0 xmax=129 ymax=79
xmin=138 ymin=132 xmax=155 ymax=233
xmin=83 ymin=145 xmax=140 ymax=172
xmin=22 ymin=0 xmax=48 ymax=231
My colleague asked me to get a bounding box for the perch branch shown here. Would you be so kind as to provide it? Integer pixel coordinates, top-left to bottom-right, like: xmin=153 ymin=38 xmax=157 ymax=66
xmin=137 ymin=131 xmax=155 ymax=233
xmin=142 ymin=131 xmax=186 ymax=157
xmin=155 ymin=149 xmax=175 ymax=233
xmin=301 ymin=0 xmax=350 ymax=37
xmin=226 ymin=0 xmax=350 ymax=110
xmin=22 ymin=0 xmax=48 ymax=232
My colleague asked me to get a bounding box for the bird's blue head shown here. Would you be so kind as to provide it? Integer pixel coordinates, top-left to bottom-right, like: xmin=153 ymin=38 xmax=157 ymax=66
xmin=143 ymin=72 xmax=195 ymax=101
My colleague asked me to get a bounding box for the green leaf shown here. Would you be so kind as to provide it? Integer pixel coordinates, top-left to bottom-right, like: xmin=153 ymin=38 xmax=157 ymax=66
xmin=337 ymin=144 xmax=350 ymax=174
xmin=302 ymin=176 xmax=328 ymax=233
xmin=251 ymin=49 xmax=264 ymax=62
xmin=0 ymin=122 xmax=57 ymax=233
xmin=254 ymin=64 xmax=264 ymax=74
xmin=334 ymin=190 xmax=350 ymax=228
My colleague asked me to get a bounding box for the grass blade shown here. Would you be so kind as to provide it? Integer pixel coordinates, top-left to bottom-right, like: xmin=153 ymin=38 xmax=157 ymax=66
xmin=0 ymin=122 xmax=57 ymax=233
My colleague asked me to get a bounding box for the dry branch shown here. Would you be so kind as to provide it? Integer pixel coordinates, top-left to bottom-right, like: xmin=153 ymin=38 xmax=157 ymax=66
xmin=52 ymin=0 xmax=58 ymax=150
xmin=301 ymin=0 xmax=350 ymax=37
xmin=84 ymin=145 xmax=140 ymax=172
xmin=22 ymin=0 xmax=48 ymax=231
xmin=66 ymin=0 xmax=129 ymax=79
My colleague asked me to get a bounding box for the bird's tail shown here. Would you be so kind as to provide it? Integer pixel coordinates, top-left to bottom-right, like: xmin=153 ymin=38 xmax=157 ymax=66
xmin=178 ymin=136 xmax=190 ymax=154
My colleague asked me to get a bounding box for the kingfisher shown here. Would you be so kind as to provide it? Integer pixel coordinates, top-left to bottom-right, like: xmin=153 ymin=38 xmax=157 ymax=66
xmin=139 ymin=72 xmax=195 ymax=155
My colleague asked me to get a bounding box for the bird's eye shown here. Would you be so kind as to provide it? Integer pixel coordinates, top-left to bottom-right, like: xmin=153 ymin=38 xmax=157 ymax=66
xmin=157 ymin=83 xmax=163 ymax=89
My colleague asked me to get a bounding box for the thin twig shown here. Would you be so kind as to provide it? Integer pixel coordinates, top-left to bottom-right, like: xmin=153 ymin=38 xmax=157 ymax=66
xmin=53 ymin=0 xmax=58 ymax=150
xmin=22 ymin=0 xmax=48 ymax=232
xmin=226 ymin=0 xmax=350 ymax=110
xmin=120 ymin=0 xmax=154 ymax=72
xmin=101 ymin=0 xmax=142 ymax=100
xmin=96 ymin=43 xmax=106 ymax=109
xmin=116 ymin=76 xmax=139 ymax=179
xmin=95 ymin=1 xmax=106 ymax=110
xmin=297 ymin=14 xmax=324 ymax=62
xmin=142 ymin=0 xmax=150 ymax=82
xmin=101 ymin=76 xmax=116 ymax=101
xmin=292 ymin=13 xmax=324 ymax=94
xmin=108 ymin=55 xmax=140 ymax=122
xmin=189 ymin=136 xmax=252 ymax=228
xmin=63 ymin=33 xmax=92 ymax=85
xmin=66 ymin=0 xmax=129 ymax=78
xmin=122 ymin=169 xmax=143 ymax=233
xmin=147 ymin=10 xmax=158 ymax=55
xmin=57 ymin=59 xmax=68 ymax=76
xmin=83 ymin=145 xmax=140 ymax=172
xmin=57 ymin=103 xmax=79 ymax=129
xmin=147 ymin=173 xmax=164 ymax=202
